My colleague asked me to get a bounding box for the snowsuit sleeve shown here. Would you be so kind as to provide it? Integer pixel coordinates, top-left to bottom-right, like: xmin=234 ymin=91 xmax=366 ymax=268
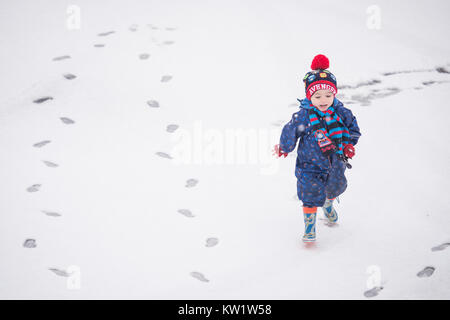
xmin=338 ymin=107 xmax=362 ymax=146
xmin=279 ymin=110 xmax=306 ymax=153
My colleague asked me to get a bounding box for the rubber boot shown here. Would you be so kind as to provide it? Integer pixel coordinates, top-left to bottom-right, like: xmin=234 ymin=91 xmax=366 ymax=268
xmin=322 ymin=198 xmax=338 ymax=223
xmin=302 ymin=209 xmax=317 ymax=243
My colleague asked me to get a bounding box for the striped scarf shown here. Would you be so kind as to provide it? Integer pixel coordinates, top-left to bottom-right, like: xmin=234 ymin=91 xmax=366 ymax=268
xmin=308 ymin=104 xmax=350 ymax=157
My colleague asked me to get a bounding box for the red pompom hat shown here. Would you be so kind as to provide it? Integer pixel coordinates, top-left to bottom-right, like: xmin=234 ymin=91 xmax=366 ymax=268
xmin=303 ymin=54 xmax=338 ymax=100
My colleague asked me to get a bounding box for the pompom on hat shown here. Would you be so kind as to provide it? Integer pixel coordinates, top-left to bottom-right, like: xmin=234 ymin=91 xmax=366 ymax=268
xmin=303 ymin=54 xmax=337 ymax=100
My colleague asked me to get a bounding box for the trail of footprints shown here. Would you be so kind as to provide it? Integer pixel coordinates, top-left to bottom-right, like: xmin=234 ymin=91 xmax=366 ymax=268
xmin=26 ymin=23 xmax=217 ymax=286
xmin=362 ymin=245 xmax=446 ymax=298
xmin=309 ymin=203 xmax=447 ymax=298
xmin=279 ymin=65 xmax=450 ymax=114
xmin=337 ymin=66 xmax=450 ymax=106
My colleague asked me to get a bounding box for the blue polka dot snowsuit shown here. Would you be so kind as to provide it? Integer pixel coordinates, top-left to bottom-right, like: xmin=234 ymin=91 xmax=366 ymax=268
xmin=280 ymin=98 xmax=361 ymax=207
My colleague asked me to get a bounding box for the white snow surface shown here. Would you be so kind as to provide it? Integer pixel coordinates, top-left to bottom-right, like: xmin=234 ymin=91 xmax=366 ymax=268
xmin=0 ymin=0 xmax=449 ymax=299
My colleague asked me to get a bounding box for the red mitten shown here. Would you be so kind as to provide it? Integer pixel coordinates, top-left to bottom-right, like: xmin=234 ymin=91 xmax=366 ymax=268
xmin=344 ymin=144 xmax=355 ymax=159
xmin=273 ymin=144 xmax=288 ymax=158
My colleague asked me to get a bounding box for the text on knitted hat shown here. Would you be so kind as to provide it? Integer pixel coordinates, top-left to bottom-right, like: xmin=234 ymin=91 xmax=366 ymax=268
xmin=308 ymin=83 xmax=337 ymax=97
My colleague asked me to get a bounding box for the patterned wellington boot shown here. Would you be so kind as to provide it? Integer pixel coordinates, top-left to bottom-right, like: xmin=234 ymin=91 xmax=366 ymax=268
xmin=322 ymin=198 xmax=338 ymax=223
xmin=302 ymin=211 xmax=317 ymax=243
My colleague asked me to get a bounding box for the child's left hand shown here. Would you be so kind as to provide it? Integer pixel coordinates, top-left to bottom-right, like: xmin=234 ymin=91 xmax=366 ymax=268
xmin=344 ymin=144 xmax=355 ymax=159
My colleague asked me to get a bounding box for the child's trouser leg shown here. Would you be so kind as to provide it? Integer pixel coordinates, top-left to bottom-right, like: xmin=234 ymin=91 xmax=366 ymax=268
xmin=297 ymin=172 xmax=327 ymax=208
xmin=302 ymin=206 xmax=317 ymax=242
xmin=322 ymin=159 xmax=347 ymax=223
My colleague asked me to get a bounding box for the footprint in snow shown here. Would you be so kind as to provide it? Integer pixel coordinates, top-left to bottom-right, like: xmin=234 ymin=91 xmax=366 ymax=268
xmin=52 ymin=55 xmax=71 ymax=61
xmin=165 ymin=27 xmax=177 ymax=31
xmin=436 ymin=66 xmax=450 ymax=74
xmin=42 ymin=210 xmax=62 ymax=217
xmin=422 ymin=80 xmax=450 ymax=86
xmin=60 ymin=117 xmax=75 ymax=124
xmin=382 ymin=69 xmax=427 ymax=76
xmin=33 ymin=140 xmax=51 ymax=148
xmin=431 ymin=243 xmax=450 ymax=252
xmin=156 ymin=152 xmax=172 ymax=159
xmin=205 ymin=237 xmax=219 ymax=247
xmin=97 ymin=31 xmax=115 ymax=37
xmin=161 ymin=75 xmax=172 ymax=82
xmin=185 ymin=179 xmax=198 ymax=188
xmin=147 ymin=100 xmax=160 ymax=108
xmin=48 ymin=268 xmax=71 ymax=277
xmin=325 ymin=221 xmax=338 ymax=228
xmin=139 ymin=53 xmax=150 ymax=60
xmin=33 ymin=96 xmax=53 ymax=104
xmin=417 ymin=266 xmax=435 ymax=278
xmin=23 ymin=239 xmax=37 ymax=248
xmin=338 ymin=79 xmax=381 ymax=90
xmin=63 ymin=73 xmax=76 ymax=80
xmin=178 ymin=209 xmax=195 ymax=217
xmin=348 ymin=87 xmax=401 ymax=106
xmin=166 ymin=124 xmax=179 ymax=133
xmin=129 ymin=24 xmax=138 ymax=32
xmin=364 ymin=286 xmax=383 ymax=298
xmin=42 ymin=160 xmax=58 ymax=168
xmin=162 ymin=41 xmax=175 ymax=45
xmin=318 ymin=217 xmax=338 ymax=228
xmin=27 ymin=184 xmax=41 ymax=192
xmin=190 ymin=272 xmax=209 ymax=282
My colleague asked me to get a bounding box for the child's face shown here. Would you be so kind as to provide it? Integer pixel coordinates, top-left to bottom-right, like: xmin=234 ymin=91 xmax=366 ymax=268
xmin=311 ymin=89 xmax=334 ymax=112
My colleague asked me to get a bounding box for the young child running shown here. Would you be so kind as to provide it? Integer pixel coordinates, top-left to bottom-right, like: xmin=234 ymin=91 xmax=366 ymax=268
xmin=274 ymin=54 xmax=361 ymax=243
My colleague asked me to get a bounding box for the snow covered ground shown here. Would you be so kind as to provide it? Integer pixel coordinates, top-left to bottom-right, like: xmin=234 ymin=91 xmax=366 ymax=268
xmin=0 ymin=0 xmax=449 ymax=299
